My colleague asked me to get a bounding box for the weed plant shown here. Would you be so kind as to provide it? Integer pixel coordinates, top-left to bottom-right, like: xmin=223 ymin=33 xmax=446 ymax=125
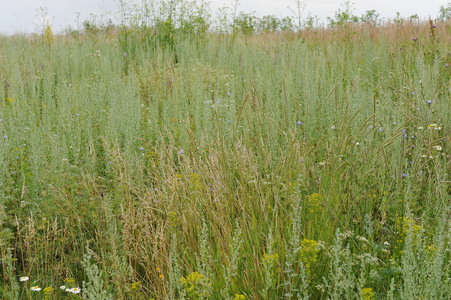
xmin=0 ymin=2 xmax=451 ymax=299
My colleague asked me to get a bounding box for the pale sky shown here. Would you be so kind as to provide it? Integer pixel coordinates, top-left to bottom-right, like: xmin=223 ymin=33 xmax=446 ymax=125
xmin=0 ymin=0 xmax=448 ymax=34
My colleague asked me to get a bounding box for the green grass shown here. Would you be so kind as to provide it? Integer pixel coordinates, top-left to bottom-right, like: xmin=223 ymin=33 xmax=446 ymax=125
xmin=0 ymin=14 xmax=451 ymax=299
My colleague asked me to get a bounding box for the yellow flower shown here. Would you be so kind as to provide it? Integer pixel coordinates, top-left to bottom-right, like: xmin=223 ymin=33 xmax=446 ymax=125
xmin=362 ymin=287 xmax=375 ymax=300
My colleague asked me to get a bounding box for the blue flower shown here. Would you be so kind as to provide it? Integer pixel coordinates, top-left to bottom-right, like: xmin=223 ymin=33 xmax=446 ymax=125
xmin=140 ymin=147 xmax=144 ymax=151
xmin=297 ymin=121 xmax=302 ymax=126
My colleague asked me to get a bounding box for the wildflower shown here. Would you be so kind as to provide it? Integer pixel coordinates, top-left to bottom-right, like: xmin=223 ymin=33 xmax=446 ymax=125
xmin=355 ymin=142 xmax=360 ymax=145
xmin=69 ymin=287 xmax=81 ymax=294
xmin=427 ymin=100 xmax=432 ymax=105
xmin=404 ymin=134 xmax=407 ymax=138
xmin=19 ymin=276 xmax=29 ymax=282
xmin=419 ymin=80 xmax=422 ymax=83
xmin=384 ymin=241 xmax=390 ymax=246
xmin=446 ymin=63 xmax=449 ymax=67
xmin=3 ymin=135 xmax=6 ymax=139
xmin=402 ymin=173 xmax=407 ymax=177
xmin=379 ymin=127 xmax=383 ymax=132
xmin=178 ymin=149 xmax=184 ymax=155
xmin=331 ymin=125 xmax=336 ymax=130
xmin=297 ymin=121 xmax=302 ymax=126
xmin=421 ymin=154 xmax=427 ymax=158
xmin=435 ymin=126 xmax=441 ymax=130
xmin=412 ymin=37 xmax=417 ymax=41
xmin=319 ymin=161 xmax=326 ymax=165
xmin=140 ymin=147 xmax=144 ymax=151
xmin=31 ymin=286 xmax=41 ymax=291
xmin=411 ymin=135 xmax=415 ymax=139
xmin=433 ymin=145 xmax=442 ymax=151
xmin=159 ymin=274 xmax=164 ymax=279
xmin=362 ymin=287 xmax=375 ymax=300
xmin=418 ymin=126 xmax=423 ymax=129
xmin=432 ymin=24 xmax=437 ymax=28
xmin=60 ymin=286 xmax=66 ymax=290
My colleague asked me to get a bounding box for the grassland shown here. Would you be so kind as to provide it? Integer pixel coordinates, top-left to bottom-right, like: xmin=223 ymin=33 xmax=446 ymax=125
xmin=0 ymin=9 xmax=451 ymax=299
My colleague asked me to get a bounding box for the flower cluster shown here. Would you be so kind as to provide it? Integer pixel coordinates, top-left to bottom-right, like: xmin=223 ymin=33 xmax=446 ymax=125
xmin=20 ymin=276 xmax=81 ymax=295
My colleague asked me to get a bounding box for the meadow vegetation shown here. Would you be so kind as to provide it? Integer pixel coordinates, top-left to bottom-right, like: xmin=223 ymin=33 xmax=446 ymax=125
xmin=1 ymin=1 xmax=451 ymax=299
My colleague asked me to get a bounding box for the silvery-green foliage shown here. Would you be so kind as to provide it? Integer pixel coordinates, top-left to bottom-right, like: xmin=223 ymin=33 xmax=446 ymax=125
xmin=81 ymin=244 xmax=114 ymax=300
xmin=196 ymin=217 xmax=213 ymax=297
xmin=325 ymin=228 xmax=357 ymax=300
xmin=222 ymin=219 xmax=243 ymax=298
xmin=284 ymin=198 xmax=308 ymax=300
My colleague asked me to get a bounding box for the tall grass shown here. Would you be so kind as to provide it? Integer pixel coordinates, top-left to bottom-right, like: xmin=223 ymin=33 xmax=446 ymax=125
xmin=0 ymin=6 xmax=451 ymax=299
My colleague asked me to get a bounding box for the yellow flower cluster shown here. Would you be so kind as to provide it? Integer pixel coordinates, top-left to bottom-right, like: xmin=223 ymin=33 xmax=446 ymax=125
xmin=299 ymin=239 xmax=320 ymax=274
xmin=308 ymin=193 xmax=323 ymax=213
xmin=180 ymin=271 xmax=212 ymax=299
xmin=362 ymin=287 xmax=375 ymax=300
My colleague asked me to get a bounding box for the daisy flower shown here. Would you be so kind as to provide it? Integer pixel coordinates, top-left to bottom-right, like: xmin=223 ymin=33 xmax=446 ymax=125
xmin=31 ymin=286 xmax=41 ymax=291
xmin=19 ymin=276 xmax=29 ymax=282
xmin=433 ymin=145 xmax=442 ymax=151
xmin=69 ymin=287 xmax=81 ymax=294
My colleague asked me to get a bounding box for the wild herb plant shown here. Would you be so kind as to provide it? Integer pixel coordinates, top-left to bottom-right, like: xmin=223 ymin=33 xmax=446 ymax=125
xmin=0 ymin=1 xmax=451 ymax=298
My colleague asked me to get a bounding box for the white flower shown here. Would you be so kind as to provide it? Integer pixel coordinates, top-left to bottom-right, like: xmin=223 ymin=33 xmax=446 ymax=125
xmin=19 ymin=276 xmax=29 ymax=282
xmin=60 ymin=286 xmax=66 ymax=290
xmin=69 ymin=287 xmax=81 ymax=294
xmin=418 ymin=126 xmax=423 ymax=129
xmin=384 ymin=241 xmax=390 ymax=246
xmin=355 ymin=142 xmax=360 ymax=145
xmin=31 ymin=286 xmax=41 ymax=291
xmin=319 ymin=161 xmax=326 ymax=165
xmin=433 ymin=145 xmax=442 ymax=151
